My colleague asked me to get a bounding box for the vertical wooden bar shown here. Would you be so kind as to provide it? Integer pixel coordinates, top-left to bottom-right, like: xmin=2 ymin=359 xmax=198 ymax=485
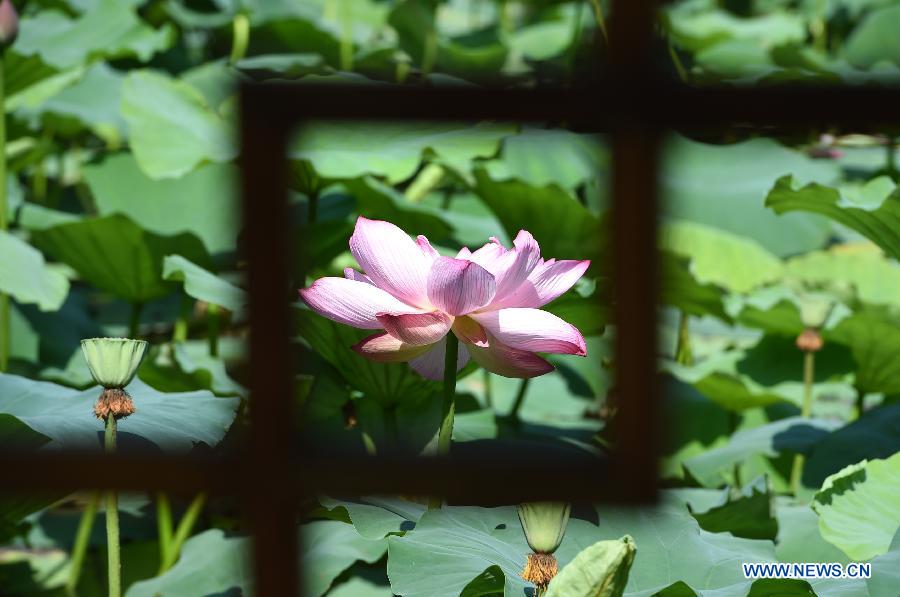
xmin=239 ymin=88 xmax=299 ymax=595
xmin=608 ymin=0 xmax=661 ymax=501
xmin=609 ymin=132 xmax=661 ymax=501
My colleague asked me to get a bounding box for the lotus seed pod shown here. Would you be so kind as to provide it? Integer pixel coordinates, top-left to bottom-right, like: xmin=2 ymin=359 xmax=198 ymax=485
xmin=517 ymin=502 xmax=571 ymax=555
xmin=81 ymin=338 xmax=148 ymax=389
xmin=0 ymin=0 xmax=17 ymax=46
xmin=798 ymin=293 xmax=833 ymax=329
xmin=796 ymin=328 xmax=823 ymax=353
xmin=545 ymin=535 xmax=637 ymax=597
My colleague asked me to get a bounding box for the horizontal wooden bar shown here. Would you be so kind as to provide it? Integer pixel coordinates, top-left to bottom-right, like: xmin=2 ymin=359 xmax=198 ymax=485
xmin=241 ymin=78 xmax=900 ymax=128
xmin=0 ymin=453 xmax=238 ymax=494
xmin=0 ymin=451 xmax=639 ymax=504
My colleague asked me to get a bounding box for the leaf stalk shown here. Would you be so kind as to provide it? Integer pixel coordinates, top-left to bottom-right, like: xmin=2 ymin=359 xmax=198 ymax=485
xmin=65 ymin=492 xmax=100 ymax=597
xmin=158 ymin=493 xmax=207 ymax=573
xmin=229 ymin=14 xmax=249 ymax=63
xmin=105 ymin=415 xmax=121 ymax=597
xmin=790 ymin=350 xmax=815 ymax=495
xmin=509 ymin=378 xmax=531 ymax=420
xmin=0 ymin=46 xmax=8 ymax=373
xmin=156 ymin=493 xmax=174 ymax=569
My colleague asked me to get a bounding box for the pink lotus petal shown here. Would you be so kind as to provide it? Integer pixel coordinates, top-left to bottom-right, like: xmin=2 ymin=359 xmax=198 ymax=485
xmin=452 ymin=316 xmax=488 ymax=347
xmin=466 ymin=333 xmax=555 ymax=378
xmin=497 ymin=259 xmax=590 ymax=308
xmin=496 ymin=230 xmax=542 ymax=300
xmin=343 ymin=268 xmax=374 ymax=285
xmin=469 ymin=237 xmax=505 ymax=265
xmin=377 ymin=311 xmax=453 ymax=345
xmin=456 ymin=246 xmax=473 ymax=259
xmin=350 ymin=216 xmax=432 ymax=308
xmin=352 ymin=332 xmax=431 ymax=362
xmin=468 ymin=231 xmax=542 ymax=306
xmin=417 ymin=235 xmax=440 ymax=261
xmin=299 ymin=277 xmax=421 ymax=329
xmin=408 ymin=335 xmax=470 ymax=380
xmin=469 ymin=308 xmax=587 ymax=355
xmin=427 ymin=256 xmax=496 ymax=316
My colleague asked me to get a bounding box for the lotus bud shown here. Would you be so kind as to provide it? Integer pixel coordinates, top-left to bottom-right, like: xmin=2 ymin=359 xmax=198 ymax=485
xmin=81 ymin=338 xmax=148 ymax=420
xmin=545 ymin=535 xmax=636 ymax=597
xmin=0 ymin=0 xmax=17 ymax=47
xmin=518 ymin=502 xmax=571 ymax=591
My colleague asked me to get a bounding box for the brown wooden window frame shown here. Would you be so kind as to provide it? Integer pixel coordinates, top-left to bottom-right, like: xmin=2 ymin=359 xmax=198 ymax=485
xmin=4 ymin=1 xmax=900 ymax=593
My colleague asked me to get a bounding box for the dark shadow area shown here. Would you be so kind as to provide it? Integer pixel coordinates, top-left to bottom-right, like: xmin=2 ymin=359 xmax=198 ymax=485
xmin=803 ymin=403 xmax=900 ymax=488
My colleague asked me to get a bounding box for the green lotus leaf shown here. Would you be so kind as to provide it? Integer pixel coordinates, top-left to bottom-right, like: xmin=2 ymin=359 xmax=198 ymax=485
xmin=0 ymin=373 xmax=238 ymax=453
xmin=662 ymin=136 xmax=838 ymax=257
xmin=812 ymin=452 xmax=900 ymax=561
xmin=162 ymin=255 xmax=246 ymax=316
xmin=29 ymin=214 xmax=212 ymax=304
xmin=766 ymin=175 xmax=900 ymax=261
xmin=14 ymin=0 xmax=174 ymax=69
xmin=121 ymin=70 xmax=236 ymax=179
xmin=545 ymin=535 xmax=636 ymax=597
xmin=661 ymin=220 xmax=783 ymax=293
xmin=0 ymin=231 xmax=69 ymax=312
xmin=126 ymin=522 xmax=387 ymax=597
xmin=84 ymin=154 xmax=239 ymax=255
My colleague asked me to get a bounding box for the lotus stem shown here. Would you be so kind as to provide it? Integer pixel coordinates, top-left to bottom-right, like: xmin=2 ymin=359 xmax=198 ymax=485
xmin=0 ymin=46 xmax=8 ymax=373
xmin=440 ymin=187 xmax=453 ymax=211
xmin=361 ymin=430 xmax=377 ymax=456
xmin=172 ymin=294 xmax=192 ymax=343
xmin=159 ymin=493 xmax=207 ymax=573
xmin=498 ymin=0 xmax=511 ymax=34
xmin=229 ymin=14 xmax=249 ymax=63
xmin=668 ymin=43 xmax=688 ymax=82
xmin=0 ymin=293 xmax=8 ymax=372
xmin=588 ymin=0 xmax=608 ymax=43
xmin=675 ymin=310 xmax=693 ymax=365
xmin=405 ymin=163 xmax=444 ymax=202
xmin=65 ymin=492 xmax=100 ymax=597
xmin=854 ymin=385 xmax=865 ymax=420
xmin=509 ymin=378 xmax=531 ymax=420
xmin=790 ymin=349 xmax=815 ymax=496
xmin=800 ymin=351 xmax=817 ymax=420
xmin=0 ymin=47 xmax=5 ymax=233
xmin=429 ymin=333 xmax=459 ymax=509
xmin=105 ymin=415 xmax=121 ymax=597
xmin=422 ymin=29 xmax=437 ymax=74
xmin=565 ymin=0 xmax=584 ymax=82
xmin=728 ymin=410 xmax=741 ymax=489
xmin=886 ymin=136 xmax=897 ymax=179
xmin=32 ymin=128 xmax=51 ymax=202
xmin=395 ymin=59 xmax=410 ymax=84
xmin=207 ymin=303 xmax=220 ymax=357
xmin=156 ymin=493 xmax=174 ymax=569
xmin=338 ymin=21 xmax=353 ymax=71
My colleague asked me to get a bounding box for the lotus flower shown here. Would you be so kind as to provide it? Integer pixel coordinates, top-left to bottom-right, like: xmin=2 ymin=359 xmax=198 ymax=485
xmin=299 ymin=217 xmax=590 ymax=380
